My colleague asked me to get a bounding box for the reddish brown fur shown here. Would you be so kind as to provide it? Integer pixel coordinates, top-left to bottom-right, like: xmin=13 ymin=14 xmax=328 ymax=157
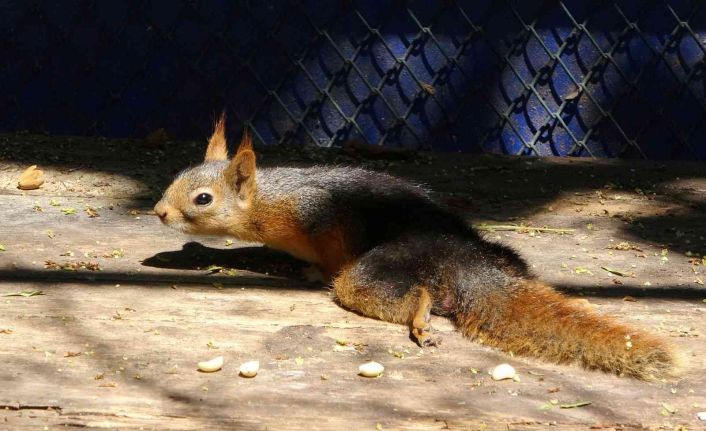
xmin=310 ymin=226 xmax=353 ymax=278
xmin=456 ymin=279 xmax=677 ymax=380
xmin=237 ymin=128 xmax=253 ymax=153
xmin=410 ymin=287 xmax=437 ymax=346
xmin=251 ymin=197 xmax=352 ymax=278
xmin=205 ymin=113 xmax=228 ymax=161
xmin=333 ymin=267 xmax=426 ymax=326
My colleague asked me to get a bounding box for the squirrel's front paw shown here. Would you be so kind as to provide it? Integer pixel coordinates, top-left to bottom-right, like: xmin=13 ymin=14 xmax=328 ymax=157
xmin=302 ymin=265 xmax=326 ymax=283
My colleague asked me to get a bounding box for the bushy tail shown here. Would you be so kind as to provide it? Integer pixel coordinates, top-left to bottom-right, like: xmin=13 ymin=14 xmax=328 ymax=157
xmin=455 ymin=279 xmax=678 ymax=380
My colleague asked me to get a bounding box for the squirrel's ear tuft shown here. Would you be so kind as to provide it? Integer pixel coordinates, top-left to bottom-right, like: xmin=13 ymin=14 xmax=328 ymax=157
xmin=236 ymin=128 xmax=253 ymax=154
xmin=225 ymin=148 xmax=256 ymax=200
xmin=205 ymin=113 xmax=228 ymax=161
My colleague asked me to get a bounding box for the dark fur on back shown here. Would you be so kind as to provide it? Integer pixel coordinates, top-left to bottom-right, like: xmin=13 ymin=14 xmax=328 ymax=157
xmin=258 ymin=166 xmax=529 ymax=276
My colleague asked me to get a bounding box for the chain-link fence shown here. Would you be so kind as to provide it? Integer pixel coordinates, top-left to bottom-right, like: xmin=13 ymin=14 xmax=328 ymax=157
xmin=2 ymin=0 xmax=706 ymax=159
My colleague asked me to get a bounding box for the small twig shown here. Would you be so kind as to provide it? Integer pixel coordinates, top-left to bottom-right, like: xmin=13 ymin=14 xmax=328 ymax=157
xmin=474 ymin=224 xmax=575 ymax=234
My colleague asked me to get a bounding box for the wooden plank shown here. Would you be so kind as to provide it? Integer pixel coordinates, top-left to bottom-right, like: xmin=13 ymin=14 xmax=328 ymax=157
xmin=1 ymin=141 xmax=705 ymax=429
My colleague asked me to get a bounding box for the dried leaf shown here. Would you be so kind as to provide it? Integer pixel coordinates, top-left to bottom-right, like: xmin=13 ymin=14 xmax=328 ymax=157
xmin=145 ymin=128 xmax=168 ymax=147
xmin=564 ymin=87 xmax=581 ymax=100
xmin=420 ymin=82 xmax=436 ymax=95
xmin=606 ymin=242 xmax=643 ymax=252
xmin=84 ymin=206 xmax=100 ymax=218
xmin=17 ymin=165 xmax=44 ymax=190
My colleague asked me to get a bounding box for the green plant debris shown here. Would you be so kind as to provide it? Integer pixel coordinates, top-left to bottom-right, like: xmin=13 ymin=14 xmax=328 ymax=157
xmin=601 ymin=266 xmax=631 ymax=277
xmin=61 ymin=208 xmax=77 ymax=215
xmin=205 ymin=265 xmax=224 ymax=272
xmin=225 ymin=239 xmax=234 ymax=247
xmin=0 ymin=244 xmax=5 ymax=251
xmin=44 ymin=260 xmax=101 ymax=271
xmin=474 ymin=224 xmax=574 ymax=234
xmin=388 ymin=349 xmax=404 ymax=358
xmin=49 ymin=199 xmax=61 ymax=206
xmin=661 ymin=403 xmax=677 ymax=415
xmin=560 ymin=401 xmax=592 ymax=409
xmin=575 ymin=267 xmax=593 ymax=275
xmin=104 ymin=249 xmax=124 ymax=258
xmin=3 ymin=290 xmax=45 ymax=297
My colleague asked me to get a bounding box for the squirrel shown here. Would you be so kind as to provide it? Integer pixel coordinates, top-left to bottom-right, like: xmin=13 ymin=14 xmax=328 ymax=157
xmin=154 ymin=117 xmax=678 ymax=380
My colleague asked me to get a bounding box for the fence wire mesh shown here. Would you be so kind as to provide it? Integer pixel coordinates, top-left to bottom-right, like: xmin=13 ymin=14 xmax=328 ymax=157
xmin=2 ymin=0 xmax=706 ymax=159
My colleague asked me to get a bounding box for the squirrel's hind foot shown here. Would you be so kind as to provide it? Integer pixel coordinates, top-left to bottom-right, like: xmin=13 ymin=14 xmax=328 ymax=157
xmin=410 ymin=287 xmax=442 ymax=347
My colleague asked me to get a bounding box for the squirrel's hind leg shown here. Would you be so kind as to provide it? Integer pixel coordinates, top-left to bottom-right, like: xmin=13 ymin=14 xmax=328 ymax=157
xmin=410 ymin=287 xmax=441 ymax=347
xmin=333 ymin=262 xmax=441 ymax=347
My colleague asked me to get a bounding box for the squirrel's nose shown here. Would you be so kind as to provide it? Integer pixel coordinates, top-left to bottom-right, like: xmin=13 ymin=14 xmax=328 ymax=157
xmin=154 ymin=201 xmax=168 ymax=220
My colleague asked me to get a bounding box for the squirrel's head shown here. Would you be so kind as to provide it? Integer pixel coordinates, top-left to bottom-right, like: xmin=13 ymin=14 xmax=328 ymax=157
xmin=154 ymin=117 xmax=257 ymax=238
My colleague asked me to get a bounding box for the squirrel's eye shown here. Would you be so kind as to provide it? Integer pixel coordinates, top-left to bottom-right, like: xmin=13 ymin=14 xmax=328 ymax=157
xmin=194 ymin=193 xmax=213 ymax=206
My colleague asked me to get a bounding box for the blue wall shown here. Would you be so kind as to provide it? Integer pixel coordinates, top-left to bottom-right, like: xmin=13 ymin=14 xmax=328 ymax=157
xmin=2 ymin=0 xmax=706 ymax=159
